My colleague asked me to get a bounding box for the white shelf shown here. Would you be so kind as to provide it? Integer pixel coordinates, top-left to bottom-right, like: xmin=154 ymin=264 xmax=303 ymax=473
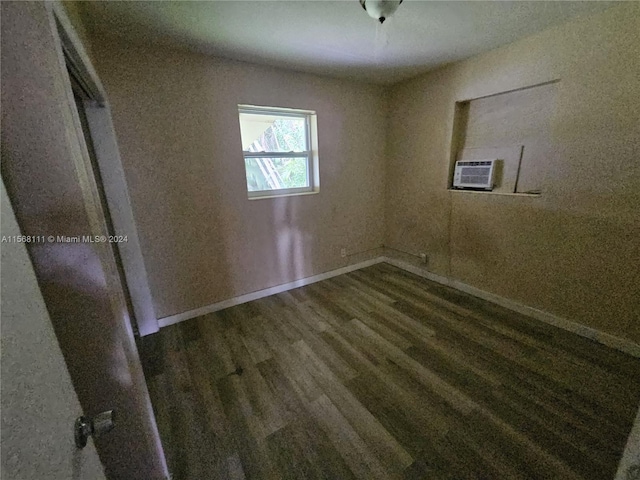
xmin=448 ymin=189 xmax=541 ymax=197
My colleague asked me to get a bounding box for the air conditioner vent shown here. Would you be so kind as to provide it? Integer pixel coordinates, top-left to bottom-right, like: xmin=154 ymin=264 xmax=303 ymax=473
xmin=453 ymin=159 xmax=496 ymax=190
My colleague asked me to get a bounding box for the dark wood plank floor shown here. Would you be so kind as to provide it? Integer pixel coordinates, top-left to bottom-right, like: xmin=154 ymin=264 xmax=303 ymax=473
xmin=142 ymin=263 xmax=640 ymax=480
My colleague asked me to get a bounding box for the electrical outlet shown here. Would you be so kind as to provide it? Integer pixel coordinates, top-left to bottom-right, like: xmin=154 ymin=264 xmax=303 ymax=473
xmin=420 ymin=252 xmax=428 ymax=264
xmin=340 ymin=248 xmax=347 ymax=258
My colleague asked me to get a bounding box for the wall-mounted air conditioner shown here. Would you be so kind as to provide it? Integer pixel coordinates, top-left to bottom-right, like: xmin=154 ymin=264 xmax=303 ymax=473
xmin=452 ymin=159 xmax=496 ymax=190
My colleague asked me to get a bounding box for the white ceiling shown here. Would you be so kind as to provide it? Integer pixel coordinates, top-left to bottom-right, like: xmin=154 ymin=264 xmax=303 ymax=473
xmin=79 ymin=1 xmax=615 ymax=85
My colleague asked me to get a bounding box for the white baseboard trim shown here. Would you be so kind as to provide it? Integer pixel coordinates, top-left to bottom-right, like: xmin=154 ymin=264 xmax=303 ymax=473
xmin=157 ymin=254 xmax=639 ymax=358
xmin=383 ymin=256 xmax=640 ymax=358
xmin=157 ymin=257 xmax=385 ymax=328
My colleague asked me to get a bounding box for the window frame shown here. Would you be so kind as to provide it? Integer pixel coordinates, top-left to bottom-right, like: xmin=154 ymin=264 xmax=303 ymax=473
xmin=238 ymin=105 xmax=319 ymax=199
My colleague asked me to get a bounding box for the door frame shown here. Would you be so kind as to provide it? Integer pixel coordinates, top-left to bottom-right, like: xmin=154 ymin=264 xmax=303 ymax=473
xmin=2 ymin=1 xmax=169 ymax=477
xmin=50 ymin=1 xmax=159 ymax=336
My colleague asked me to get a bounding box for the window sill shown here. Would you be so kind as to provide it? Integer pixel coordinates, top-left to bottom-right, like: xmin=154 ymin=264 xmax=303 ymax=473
xmin=448 ymin=189 xmax=541 ymax=197
xmin=248 ymin=190 xmax=320 ymax=201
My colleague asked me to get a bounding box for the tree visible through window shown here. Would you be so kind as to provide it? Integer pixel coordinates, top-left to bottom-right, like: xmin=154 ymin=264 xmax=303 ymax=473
xmin=238 ymin=106 xmax=318 ymax=198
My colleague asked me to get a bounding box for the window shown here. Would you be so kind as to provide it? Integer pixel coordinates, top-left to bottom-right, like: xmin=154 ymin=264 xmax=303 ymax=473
xmin=238 ymin=105 xmax=319 ymax=199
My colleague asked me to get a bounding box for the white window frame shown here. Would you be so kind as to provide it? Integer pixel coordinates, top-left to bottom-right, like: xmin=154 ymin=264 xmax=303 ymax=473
xmin=238 ymin=105 xmax=319 ymax=199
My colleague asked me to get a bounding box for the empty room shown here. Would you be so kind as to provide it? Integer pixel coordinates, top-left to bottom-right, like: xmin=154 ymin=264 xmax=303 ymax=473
xmin=1 ymin=1 xmax=639 ymax=479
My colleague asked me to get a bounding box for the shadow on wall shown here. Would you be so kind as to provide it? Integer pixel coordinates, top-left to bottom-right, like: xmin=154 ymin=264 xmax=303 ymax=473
xmin=278 ymin=198 xmax=315 ymax=283
xmin=222 ymin=194 xmax=316 ymax=297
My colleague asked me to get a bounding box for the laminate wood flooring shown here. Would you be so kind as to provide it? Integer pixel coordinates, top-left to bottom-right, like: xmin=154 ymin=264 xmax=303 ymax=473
xmin=142 ymin=263 xmax=640 ymax=480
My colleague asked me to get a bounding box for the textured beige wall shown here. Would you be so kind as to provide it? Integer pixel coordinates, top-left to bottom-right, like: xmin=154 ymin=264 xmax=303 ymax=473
xmin=90 ymin=41 xmax=387 ymax=319
xmin=385 ymin=3 xmax=640 ymax=343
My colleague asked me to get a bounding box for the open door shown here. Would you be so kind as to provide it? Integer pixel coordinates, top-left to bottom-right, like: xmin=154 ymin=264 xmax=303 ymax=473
xmin=1 ymin=2 xmax=167 ymax=478
xmin=1 ymin=178 xmax=106 ymax=480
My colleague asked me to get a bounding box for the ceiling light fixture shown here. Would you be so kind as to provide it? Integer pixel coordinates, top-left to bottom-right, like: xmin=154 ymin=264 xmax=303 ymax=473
xmin=360 ymin=0 xmax=403 ymax=24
